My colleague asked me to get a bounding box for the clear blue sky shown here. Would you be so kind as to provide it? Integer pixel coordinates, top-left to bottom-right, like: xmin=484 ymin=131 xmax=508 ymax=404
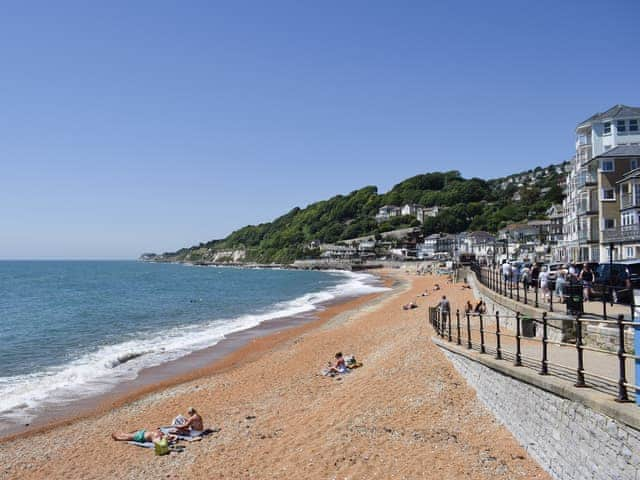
xmin=1 ymin=0 xmax=638 ymax=259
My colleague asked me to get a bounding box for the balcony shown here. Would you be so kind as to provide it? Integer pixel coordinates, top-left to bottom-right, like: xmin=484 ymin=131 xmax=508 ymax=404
xmin=576 ymin=172 xmax=597 ymax=188
xmin=602 ymin=224 xmax=640 ymax=243
xmin=578 ymin=228 xmax=599 ymax=243
xmin=620 ymin=193 xmax=640 ymax=210
xmin=577 ymin=200 xmax=598 ymax=215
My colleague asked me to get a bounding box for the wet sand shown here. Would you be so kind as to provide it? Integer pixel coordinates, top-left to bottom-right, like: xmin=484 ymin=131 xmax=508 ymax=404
xmin=0 ymin=270 xmax=550 ymax=480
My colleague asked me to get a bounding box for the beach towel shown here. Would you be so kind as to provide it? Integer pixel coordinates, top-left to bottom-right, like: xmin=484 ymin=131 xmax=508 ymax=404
xmin=127 ymin=441 xmax=155 ymax=448
xmin=160 ymin=426 xmax=217 ymax=441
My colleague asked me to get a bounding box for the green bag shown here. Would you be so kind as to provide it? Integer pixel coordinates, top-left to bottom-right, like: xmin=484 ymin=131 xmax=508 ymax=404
xmin=154 ymin=437 xmax=169 ymax=456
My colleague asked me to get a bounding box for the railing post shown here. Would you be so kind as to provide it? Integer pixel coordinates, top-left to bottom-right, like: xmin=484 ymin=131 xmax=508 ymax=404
xmin=549 ymin=286 xmax=554 ymax=312
xmin=602 ymin=287 xmax=608 ymax=320
xmin=447 ymin=310 xmax=452 ymax=342
xmin=499 ymin=273 xmax=502 ymax=296
xmin=524 ymin=278 xmax=528 ymax=305
xmin=516 ymin=278 xmax=520 ymax=302
xmin=514 ymin=312 xmax=522 ymax=366
xmin=535 ymin=282 xmax=539 ymax=308
xmin=539 ymin=312 xmax=548 ymax=375
xmin=495 ymin=311 xmax=502 ymax=360
xmin=616 ymin=314 xmax=630 ymax=402
xmin=575 ymin=317 xmax=586 ymax=387
xmin=509 ymin=278 xmax=513 ymax=299
xmin=479 ymin=313 xmax=485 ymax=354
xmin=466 ymin=312 xmax=472 ymax=349
xmin=456 ymin=309 xmax=461 ymax=345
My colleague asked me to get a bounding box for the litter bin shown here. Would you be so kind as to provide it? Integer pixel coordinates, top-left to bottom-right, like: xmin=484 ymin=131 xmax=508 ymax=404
xmin=565 ymin=284 xmax=583 ymax=316
xmin=521 ymin=316 xmax=536 ymax=337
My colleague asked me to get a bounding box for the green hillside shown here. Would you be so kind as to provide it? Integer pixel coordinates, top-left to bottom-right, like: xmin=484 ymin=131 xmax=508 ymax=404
xmin=154 ymin=168 xmax=565 ymax=264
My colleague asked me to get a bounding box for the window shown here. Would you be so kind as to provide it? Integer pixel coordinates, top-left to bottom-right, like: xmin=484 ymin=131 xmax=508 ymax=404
xmin=627 ymin=247 xmax=634 ymax=258
xmin=600 ymin=159 xmax=614 ymax=172
xmin=630 ymin=119 xmax=639 ymax=132
xmin=617 ymin=120 xmax=627 ymax=133
xmin=604 ymin=218 xmax=615 ymax=229
xmin=601 ymin=188 xmax=615 ymax=200
xmin=632 ymin=159 xmax=639 ymax=170
xmin=604 ymin=122 xmax=612 ymax=135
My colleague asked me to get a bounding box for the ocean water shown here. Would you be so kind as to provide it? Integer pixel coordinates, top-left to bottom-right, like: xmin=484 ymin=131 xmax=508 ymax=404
xmin=0 ymin=261 xmax=386 ymax=425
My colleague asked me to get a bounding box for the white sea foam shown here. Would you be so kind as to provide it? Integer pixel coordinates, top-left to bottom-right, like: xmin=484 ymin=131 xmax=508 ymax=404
xmin=0 ymin=270 xmax=387 ymax=426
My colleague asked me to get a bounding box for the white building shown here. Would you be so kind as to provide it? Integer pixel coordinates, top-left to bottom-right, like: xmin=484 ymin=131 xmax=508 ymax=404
xmin=375 ymin=205 xmax=401 ymax=223
xmin=558 ymin=105 xmax=640 ymax=263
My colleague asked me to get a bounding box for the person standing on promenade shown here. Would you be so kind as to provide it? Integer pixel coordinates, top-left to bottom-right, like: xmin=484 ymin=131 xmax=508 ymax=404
xmin=539 ymin=266 xmax=550 ymax=302
xmin=579 ymin=264 xmax=594 ymax=302
xmin=530 ymin=263 xmax=540 ymax=290
xmin=555 ymin=270 xmax=567 ymax=303
xmin=520 ymin=265 xmax=530 ymax=292
xmin=501 ymin=260 xmax=511 ymax=283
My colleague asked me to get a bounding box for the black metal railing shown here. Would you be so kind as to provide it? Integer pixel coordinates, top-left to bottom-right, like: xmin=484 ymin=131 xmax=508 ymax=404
xmin=428 ymin=306 xmax=638 ymax=404
xmin=470 ymin=263 xmax=635 ymax=321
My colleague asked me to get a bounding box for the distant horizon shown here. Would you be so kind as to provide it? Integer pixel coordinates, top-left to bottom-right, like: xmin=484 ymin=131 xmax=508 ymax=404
xmin=1 ymin=1 xmax=638 ymax=259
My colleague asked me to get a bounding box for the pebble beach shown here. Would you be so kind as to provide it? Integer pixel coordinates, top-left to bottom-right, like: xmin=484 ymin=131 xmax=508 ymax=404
xmin=0 ymin=270 xmax=550 ymax=480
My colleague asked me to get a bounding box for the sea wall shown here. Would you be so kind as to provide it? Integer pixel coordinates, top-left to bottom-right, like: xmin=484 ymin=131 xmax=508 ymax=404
xmin=435 ymin=339 xmax=640 ymax=480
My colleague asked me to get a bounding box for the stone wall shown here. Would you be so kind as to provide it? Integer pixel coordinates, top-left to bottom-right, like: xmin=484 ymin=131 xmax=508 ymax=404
xmin=437 ymin=341 xmax=640 ymax=480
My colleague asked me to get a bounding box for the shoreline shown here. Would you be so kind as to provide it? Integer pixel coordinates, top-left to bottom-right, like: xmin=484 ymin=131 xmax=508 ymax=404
xmin=1 ymin=270 xmax=550 ymax=480
xmin=0 ymin=272 xmax=396 ymax=443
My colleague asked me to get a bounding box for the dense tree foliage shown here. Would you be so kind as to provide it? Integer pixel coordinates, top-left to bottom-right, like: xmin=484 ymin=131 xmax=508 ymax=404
xmin=161 ymin=168 xmax=565 ymax=263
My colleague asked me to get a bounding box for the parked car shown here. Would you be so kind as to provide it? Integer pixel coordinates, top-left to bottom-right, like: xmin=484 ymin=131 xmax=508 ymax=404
xmin=592 ymin=261 xmax=640 ymax=303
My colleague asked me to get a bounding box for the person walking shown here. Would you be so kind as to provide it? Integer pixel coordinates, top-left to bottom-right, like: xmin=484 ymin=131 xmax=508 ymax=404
xmin=437 ymin=295 xmax=451 ymax=332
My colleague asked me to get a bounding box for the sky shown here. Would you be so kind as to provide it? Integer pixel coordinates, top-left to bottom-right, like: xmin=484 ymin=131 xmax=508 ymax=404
xmin=1 ymin=0 xmax=639 ymax=259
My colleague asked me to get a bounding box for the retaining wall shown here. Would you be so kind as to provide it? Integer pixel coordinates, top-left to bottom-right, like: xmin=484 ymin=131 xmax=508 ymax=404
xmin=435 ymin=339 xmax=640 ymax=480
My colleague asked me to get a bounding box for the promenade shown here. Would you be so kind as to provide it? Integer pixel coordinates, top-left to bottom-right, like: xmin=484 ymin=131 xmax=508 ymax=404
xmin=473 ymin=265 xmax=634 ymax=321
xmin=438 ymin=269 xmax=639 ymax=404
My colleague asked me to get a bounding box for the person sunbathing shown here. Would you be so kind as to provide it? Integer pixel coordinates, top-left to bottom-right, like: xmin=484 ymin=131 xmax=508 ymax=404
xmin=171 ymin=407 xmax=204 ymax=435
xmin=402 ymin=301 xmax=418 ymax=310
xmin=111 ymin=428 xmax=176 ymax=443
xmin=433 ymin=284 xmax=441 ymax=291
xmin=328 ymin=352 xmax=347 ymax=374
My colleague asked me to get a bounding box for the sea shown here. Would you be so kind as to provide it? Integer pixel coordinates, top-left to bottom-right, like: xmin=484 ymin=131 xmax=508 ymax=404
xmin=0 ymin=261 xmax=387 ymax=432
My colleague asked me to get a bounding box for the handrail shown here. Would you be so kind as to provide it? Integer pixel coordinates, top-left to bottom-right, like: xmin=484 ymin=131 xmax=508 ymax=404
xmin=428 ymin=306 xmax=637 ymax=405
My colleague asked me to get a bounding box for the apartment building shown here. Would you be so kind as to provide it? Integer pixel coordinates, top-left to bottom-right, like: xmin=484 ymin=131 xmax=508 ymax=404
xmin=559 ymin=105 xmax=640 ymax=262
xmin=600 ymin=145 xmax=640 ymax=259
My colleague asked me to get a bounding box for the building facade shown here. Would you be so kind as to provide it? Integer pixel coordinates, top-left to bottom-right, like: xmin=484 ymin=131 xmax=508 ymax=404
xmin=558 ymin=105 xmax=640 ymax=262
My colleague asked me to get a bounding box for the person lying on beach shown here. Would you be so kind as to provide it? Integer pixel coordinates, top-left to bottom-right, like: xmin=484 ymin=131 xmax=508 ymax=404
xmin=171 ymin=407 xmax=204 ymax=435
xmin=402 ymin=302 xmax=418 ymax=310
xmin=420 ymin=290 xmax=429 ymax=297
xmin=433 ymin=284 xmax=441 ymax=291
xmin=111 ymin=428 xmax=176 ymax=443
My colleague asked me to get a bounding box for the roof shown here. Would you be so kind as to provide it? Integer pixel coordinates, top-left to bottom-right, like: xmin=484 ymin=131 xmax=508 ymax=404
xmin=616 ymin=167 xmax=640 ymax=184
xmin=595 ymin=144 xmax=640 ymax=159
xmin=526 ymin=219 xmax=551 ymax=226
xmin=578 ymin=104 xmax=640 ymax=127
xmin=467 ymin=231 xmax=495 ymax=239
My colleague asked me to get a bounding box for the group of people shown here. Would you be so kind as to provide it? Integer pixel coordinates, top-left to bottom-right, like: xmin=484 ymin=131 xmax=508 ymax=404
xmin=499 ymin=261 xmax=597 ymax=303
xmin=464 ymin=299 xmax=487 ymax=314
xmin=111 ymin=407 xmax=204 ymax=444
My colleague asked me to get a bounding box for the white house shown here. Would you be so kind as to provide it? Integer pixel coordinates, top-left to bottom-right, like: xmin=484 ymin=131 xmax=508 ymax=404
xmin=375 ymin=205 xmax=401 ymax=223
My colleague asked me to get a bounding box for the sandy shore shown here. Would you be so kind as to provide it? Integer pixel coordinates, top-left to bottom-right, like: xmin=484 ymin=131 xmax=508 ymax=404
xmin=0 ymin=270 xmax=549 ymax=480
